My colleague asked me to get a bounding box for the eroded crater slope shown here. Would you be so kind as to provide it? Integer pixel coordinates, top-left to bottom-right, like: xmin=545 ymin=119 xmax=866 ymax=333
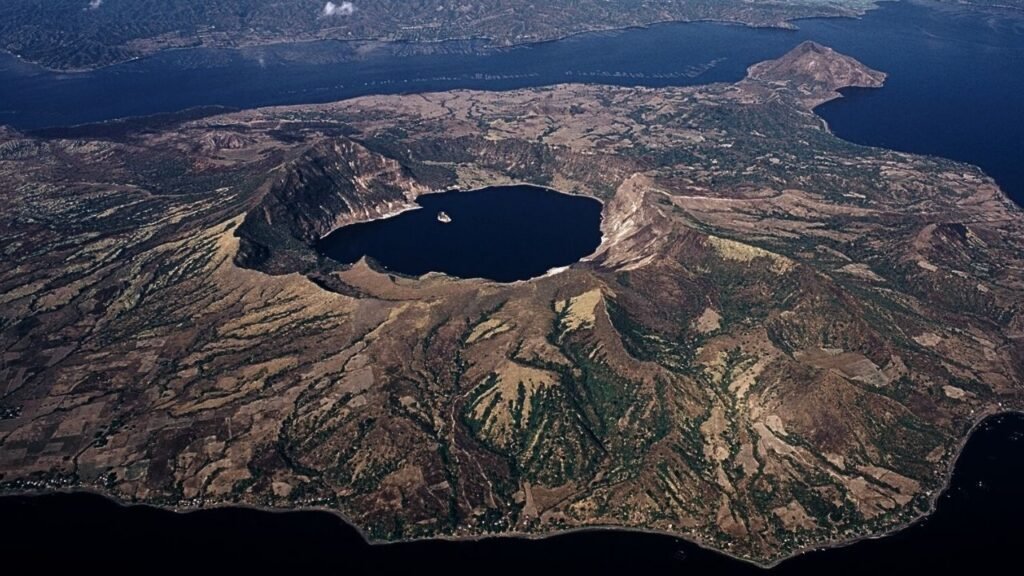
xmin=1 ymin=42 xmax=1022 ymax=565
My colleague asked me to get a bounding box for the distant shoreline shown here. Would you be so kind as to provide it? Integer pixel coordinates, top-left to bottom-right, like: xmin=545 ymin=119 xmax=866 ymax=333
xmin=0 ymin=6 xmax=873 ymax=76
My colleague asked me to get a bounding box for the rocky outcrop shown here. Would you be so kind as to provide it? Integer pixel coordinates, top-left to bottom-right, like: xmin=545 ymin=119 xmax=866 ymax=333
xmin=747 ymin=40 xmax=887 ymax=106
xmin=587 ymin=174 xmax=674 ymax=270
xmin=235 ymin=138 xmax=427 ymax=274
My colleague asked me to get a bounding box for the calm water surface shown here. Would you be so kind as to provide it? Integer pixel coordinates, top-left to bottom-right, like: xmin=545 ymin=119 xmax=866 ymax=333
xmin=0 ymin=3 xmax=1015 ymax=204
xmin=806 ymin=2 xmax=1024 ymax=205
xmin=316 ymin=185 xmax=603 ymax=282
xmin=1 ymin=4 xmax=1019 ymax=204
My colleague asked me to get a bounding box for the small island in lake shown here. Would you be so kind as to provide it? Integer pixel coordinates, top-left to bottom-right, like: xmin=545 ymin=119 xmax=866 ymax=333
xmin=436 ymin=211 xmax=452 ymax=224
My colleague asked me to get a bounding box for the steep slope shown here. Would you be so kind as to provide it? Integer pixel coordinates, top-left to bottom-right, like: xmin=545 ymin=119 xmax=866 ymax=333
xmin=747 ymin=40 xmax=887 ymax=106
xmin=235 ymin=138 xmax=427 ymax=274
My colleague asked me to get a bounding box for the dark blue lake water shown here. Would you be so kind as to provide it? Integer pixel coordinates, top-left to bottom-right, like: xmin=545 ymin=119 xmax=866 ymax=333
xmin=2 ymin=413 xmax=1022 ymax=573
xmin=805 ymin=2 xmax=1024 ymax=208
xmin=1 ymin=3 xmax=1021 ymax=204
xmin=0 ymin=22 xmax=797 ymax=130
xmin=317 ymin=185 xmax=603 ymax=282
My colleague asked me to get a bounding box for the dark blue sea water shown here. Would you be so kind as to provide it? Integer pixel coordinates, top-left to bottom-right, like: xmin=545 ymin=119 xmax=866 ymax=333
xmin=2 ymin=413 xmax=1022 ymax=573
xmin=317 ymin=185 xmax=603 ymax=282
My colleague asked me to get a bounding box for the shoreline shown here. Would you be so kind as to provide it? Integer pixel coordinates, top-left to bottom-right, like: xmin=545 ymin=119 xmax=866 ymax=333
xmin=0 ymin=6 xmax=899 ymax=134
xmin=0 ymin=18 xmax=805 ymax=134
xmin=811 ymin=86 xmax=1024 ymax=212
xmin=0 ymin=5 xmax=876 ymax=76
xmin=3 ymin=409 xmax=1019 ymax=570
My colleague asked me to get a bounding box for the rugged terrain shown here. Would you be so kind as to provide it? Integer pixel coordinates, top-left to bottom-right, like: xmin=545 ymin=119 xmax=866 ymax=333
xmin=1 ymin=42 xmax=1022 ymax=565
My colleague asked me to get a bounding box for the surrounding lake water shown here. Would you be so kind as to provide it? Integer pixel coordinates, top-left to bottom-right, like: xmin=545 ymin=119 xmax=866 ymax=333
xmin=0 ymin=4 xmax=1020 ymax=205
xmin=806 ymin=2 xmax=1024 ymax=207
xmin=316 ymin=185 xmax=603 ymax=282
xmin=0 ymin=22 xmax=799 ymax=131
xmin=2 ymin=413 xmax=1021 ymax=573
